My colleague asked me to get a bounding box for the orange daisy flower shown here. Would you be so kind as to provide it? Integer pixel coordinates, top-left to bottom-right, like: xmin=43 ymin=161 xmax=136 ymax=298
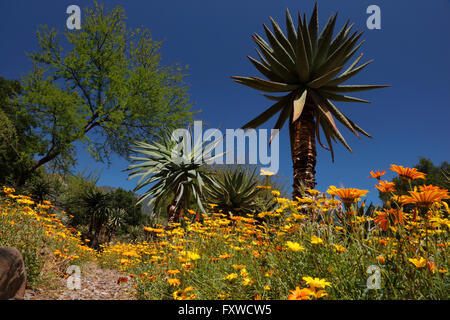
xmin=167 ymin=278 xmax=181 ymax=286
xmin=369 ymin=170 xmax=386 ymax=180
xmin=373 ymin=211 xmax=389 ymax=231
xmin=375 ymin=180 xmax=396 ymax=193
xmin=287 ymin=287 xmax=314 ymax=300
xmin=419 ymin=185 xmax=447 ymax=192
xmin=390 ymin=165 xmax=426 ymax=181
xmin=333 ymin=187 xmax=369 ymax=205
xmin=400 ymin=189 xmax=449 ymax=208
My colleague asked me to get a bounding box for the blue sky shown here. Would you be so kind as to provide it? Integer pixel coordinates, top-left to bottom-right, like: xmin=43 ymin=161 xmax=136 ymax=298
xmin=1 ymin=0 xmax=449 ymax=204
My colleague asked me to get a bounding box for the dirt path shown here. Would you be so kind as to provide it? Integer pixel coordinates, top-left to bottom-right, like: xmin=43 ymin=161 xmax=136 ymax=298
xmin=24 ymin=262 xmax=136 ymax=300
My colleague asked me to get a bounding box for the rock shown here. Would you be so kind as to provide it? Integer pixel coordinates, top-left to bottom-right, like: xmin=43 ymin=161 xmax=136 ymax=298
xmin=0 ymin=247 xmax=26 ymax=300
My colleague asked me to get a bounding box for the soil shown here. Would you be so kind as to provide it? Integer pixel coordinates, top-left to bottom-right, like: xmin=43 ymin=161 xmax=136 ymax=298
xmin=24 ymin=262 xmax=136 ymax=300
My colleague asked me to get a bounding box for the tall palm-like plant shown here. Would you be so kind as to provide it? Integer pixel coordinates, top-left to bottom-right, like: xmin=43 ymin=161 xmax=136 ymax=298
xmin=232 ymin=4 xmax=389 ymax=198
xmin=127 ymin=132 xmax=220 ymax=223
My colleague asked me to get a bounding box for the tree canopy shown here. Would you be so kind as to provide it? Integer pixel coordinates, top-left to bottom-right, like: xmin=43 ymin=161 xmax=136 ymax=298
xmin=12 ymin=1 xmax=194 ymax=185
xmin=0 ymin=76 xmax=44 ymax=185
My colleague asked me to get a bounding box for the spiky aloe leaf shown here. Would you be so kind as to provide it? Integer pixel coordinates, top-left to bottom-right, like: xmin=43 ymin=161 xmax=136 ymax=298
xmin=292 ymin=88 xmax=307 ymax=123
xmin=126 ymin=128 xmax=220 ymax=221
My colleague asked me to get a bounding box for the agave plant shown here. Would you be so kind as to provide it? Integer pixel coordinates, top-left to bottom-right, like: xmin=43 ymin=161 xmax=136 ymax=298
xmin=127 ymin=131 xmax=220 ymax=223
xmin=204 ymin=166 xmax=264 ymax=215
xmin=232 ymin=3 xmax=389 ymax=198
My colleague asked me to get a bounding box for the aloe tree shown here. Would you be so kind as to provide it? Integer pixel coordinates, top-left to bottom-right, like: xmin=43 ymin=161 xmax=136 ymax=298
xmin=127 ymin=132 xmax=220 ymax=223
xmin=232 ymin=4 xmax=388 ymax=198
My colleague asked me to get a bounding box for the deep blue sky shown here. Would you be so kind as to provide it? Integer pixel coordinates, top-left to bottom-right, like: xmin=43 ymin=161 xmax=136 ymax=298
xmin=1 ymin=0 xmax=449 ymax=204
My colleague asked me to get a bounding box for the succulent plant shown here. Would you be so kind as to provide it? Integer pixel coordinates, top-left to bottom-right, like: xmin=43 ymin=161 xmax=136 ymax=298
xmin=232 ymin=3 xmax=389 ymax=197
xmin=127 ymin=131 xmax=219 ymax=222
xmin=205 ymin=166 xmax=264 ymax=215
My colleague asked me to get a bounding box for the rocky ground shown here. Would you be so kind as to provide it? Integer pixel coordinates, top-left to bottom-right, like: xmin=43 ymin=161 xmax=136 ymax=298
xmin=24 ymin=262 xmax=136 ymax=300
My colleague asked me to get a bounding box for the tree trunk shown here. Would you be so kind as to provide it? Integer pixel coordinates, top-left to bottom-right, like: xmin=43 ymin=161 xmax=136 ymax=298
xmin=15 ymin=117 xmax=99 ymax=187
xmin=167 ymin=203 xmax=179 ymax=224
xmin=290 ymin=103 xmax=317 ymax=200
xmin=15 ymin=151 xmax=59 ymax=187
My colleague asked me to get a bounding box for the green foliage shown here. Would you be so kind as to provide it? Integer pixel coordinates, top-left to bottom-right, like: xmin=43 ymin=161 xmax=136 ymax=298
xmin=232 ymin=4 xmax=388 ymax=160
xmin=414 ymin=158 xmax=450 ymax=190
xmin=80 ymin=186 xmax=113 ymax=248
xmin=0 ymin=76 xmax=42 ymax=185
xmin=13 ymin=0 xmax=194 ymax=185
xmin=205 ymin=166 xmax=266 ymax=215
xmin=60 ymin=170 xmax=100 ymax=227
xmin=109 ymin=188 xmax=145 ymax=227
xmin=127 ymin=131 xmax=219 ymax=222
xmin=0 ymin=192 xmax=93 ymax=287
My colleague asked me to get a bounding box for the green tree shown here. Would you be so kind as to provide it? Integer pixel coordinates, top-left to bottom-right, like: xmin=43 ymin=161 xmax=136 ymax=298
xmin=109 ymin=187 xmax=144 ymax=228
xmin=14 ymin=1 xmax=194 ymax=186
xmin=232 ymin=4 xmax=388 ymax=198
xmin=0 ymin=77 xmax=42 ymax=185
xmin=59 ymin=170 xmax=100 ymax=227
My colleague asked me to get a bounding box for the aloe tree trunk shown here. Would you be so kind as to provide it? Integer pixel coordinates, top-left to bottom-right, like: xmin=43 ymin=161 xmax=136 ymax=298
xmin=290 ymin=102 xmax=317 ymax=199
xmin=167 ymin=202 xmax=179 ymax=224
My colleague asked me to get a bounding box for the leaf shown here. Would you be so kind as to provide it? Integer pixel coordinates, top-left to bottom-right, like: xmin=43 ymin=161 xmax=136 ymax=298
xmin=318 ymin=91 xmax=371 ymax=103
xmin=320 ymin=117 xmax=336 ymax=162
xmin=319 ymin=110 xmax=352 ymax=153
xmin=262 ymin=93 xmax=285 ymax=101
xmin=308 ymin=2 xmax=319 ymax=52
xmin=252 ymin=34 xmax=298 ymax=83
xmin=307 ymin=66 xmax=343 ymax=89
xmin=315 ymin=114 xmax=329 ymax=151
xmin=340 ymin=38 xmax=365 ymax=67
xmin=232 ymin=76 xmax=299 ymax=93
xmin=269 ymin=16 xmax=295 ymax=56
xmin=310 ymin=90 xmax=353 ymax=153
xmin=342 ymin=53 xmax=363 ymax=74
xmin=343 ymin=114 xmax=372 ymax=138
xmin=247 ymin=55 xmax=284 ymax=82
xmin=241 ymin=94 xmax=292 ymax=129
xmin=270 ymin=102 xmax=291 ymax=143
xmin=328 ymin=19 xmax=350 ymax=53
xmin=323 ymin=99 xmax=359 ymax=137
xmin=314 ymin=13 xmax=337 ymax=67
xmin=295 ymin=15 xmax=310 ymax=83
xmin=262 ymin=23 xmax=296 ymax=72
xmin=309 ymin=90 xmax=338 ymax=134
xmin=327 ymin=59 xmax=373 ymax=86
xmin=320 ymin=84 xmax=390 ymax=93
xmin=300 ymin=13 xmax=313 ymax=64
xmin=285 ymin=8 xmax=297 ymax=48
xmin=292 ymin=88 xmax=307 ymax=123
xmin=314 ymin=30 xmax=361 ymax=77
